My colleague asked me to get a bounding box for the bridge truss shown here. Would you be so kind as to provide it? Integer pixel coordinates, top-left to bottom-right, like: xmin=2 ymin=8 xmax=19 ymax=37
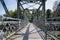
xmin=0 ymin=0 xmax=47 ymax=40
xmin=1 ymin=0 xmax=58 ymax=40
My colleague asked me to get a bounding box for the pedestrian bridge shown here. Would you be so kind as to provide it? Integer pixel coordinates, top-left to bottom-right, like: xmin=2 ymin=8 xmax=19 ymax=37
xmin=0 ymin=20 xmax=59 ymax=40
xmin=0 ymin=0 xmax=60 ymax=40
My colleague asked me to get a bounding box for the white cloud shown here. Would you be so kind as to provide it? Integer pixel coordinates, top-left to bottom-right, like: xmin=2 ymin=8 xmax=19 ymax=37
xmin=46 ymin=0 xmax=56 ymax=10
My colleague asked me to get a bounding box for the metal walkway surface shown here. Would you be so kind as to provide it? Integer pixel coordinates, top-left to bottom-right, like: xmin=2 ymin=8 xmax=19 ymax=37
xmin=7 ymin=23 xmax=43 ymax=40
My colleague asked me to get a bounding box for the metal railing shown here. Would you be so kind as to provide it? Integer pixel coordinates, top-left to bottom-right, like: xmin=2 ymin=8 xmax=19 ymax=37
xmin=33 ymin=19 xmax=60 ymax=40
xmin=0 ymin=17 xmax=28 ymax=40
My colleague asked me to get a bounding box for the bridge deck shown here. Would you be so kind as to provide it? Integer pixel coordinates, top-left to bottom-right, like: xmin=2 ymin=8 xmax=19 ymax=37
xmin=7 ymin=23 xmax=43 ymax=40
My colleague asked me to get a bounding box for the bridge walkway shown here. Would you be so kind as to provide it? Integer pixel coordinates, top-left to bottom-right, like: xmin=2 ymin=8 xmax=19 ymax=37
xmin=7 ymin=23 xmax=43 ymax=40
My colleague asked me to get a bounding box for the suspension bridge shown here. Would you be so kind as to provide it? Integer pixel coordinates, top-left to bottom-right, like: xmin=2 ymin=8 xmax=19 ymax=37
xmin=0 ymin=0 xmax=60 ymax=40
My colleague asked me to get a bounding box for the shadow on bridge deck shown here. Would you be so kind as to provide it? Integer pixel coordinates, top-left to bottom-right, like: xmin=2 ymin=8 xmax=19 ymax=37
xmin=7 ymin=23 xmax=43 ymax=40
xmin=23 ymin=24 xmax=30 ymax=40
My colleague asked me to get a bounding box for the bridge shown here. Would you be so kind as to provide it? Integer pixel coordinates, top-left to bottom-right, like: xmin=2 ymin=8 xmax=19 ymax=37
xmin=0 ymin=0 xmax=60 ymax=40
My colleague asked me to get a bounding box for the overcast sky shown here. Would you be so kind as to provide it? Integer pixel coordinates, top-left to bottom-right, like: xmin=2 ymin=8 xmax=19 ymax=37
xmin=0 ymin=0 xmax=59 ymax=16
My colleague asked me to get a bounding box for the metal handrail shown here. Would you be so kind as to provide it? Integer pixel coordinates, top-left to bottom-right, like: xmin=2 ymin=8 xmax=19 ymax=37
xmin=47 ymin=17 xmax=60 ymax=20
xmin=46 ymin=21 xmax=60 ymax=24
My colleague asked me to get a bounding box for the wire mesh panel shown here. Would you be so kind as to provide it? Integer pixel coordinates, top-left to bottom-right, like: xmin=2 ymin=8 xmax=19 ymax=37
xmin=0 ymin=18 xmax=28 ymax=40
xmin=0 ymin=21 xmax=19 ymax=37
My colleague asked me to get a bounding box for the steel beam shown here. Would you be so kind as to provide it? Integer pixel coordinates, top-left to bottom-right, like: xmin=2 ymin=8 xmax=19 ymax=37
xmin=17 ymin=0 xmax=25 ymax=19
xmin=21 ymin=2 xmax=41 ymax=5
xmin=26 ymin=4 xmax=38 ymax=9
xmin=20 ymin=2 xmax=25 ymax=19
xmin=0 ymin=0 xmax=9 ymax=17
xmin=37 ymin=4 xmax=42 ymax=11
xmin=42 ymin=1 xmax=47 ymax=40
xmin=17 ymin=0 xmax=20 ymax=19
xmin=19 ymin=2 xmax=24 ymax=9
xmin=36 ymin=3 xmax=42 ymax=20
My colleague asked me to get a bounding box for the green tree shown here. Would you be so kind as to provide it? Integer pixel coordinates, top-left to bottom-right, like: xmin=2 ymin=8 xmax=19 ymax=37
xmin=3 ymin=10 xmax=17 ymax=18
xmin=32 ymin=9 xmax=37 ymax=16
xmin=24 ymin=9 xmax=31 ymax=20
xmin=3 ymin=7 xmax=24 ymax=19
xmin=46 ymin=9 xmax=52 ymax=18
xmin=38 ymin=10 xmax=43 ymax=20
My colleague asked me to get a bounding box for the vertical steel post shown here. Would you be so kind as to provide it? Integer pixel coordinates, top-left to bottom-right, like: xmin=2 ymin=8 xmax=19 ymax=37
xmin=17 ymin=0 xmax=20 ymax=29
xmin=37 ymin=4 xmax=42 ymax=21
xmin=17 ymin=0 xmax=20 ymax=19
xmin=42 ymin=1 xmax=47 ymax=40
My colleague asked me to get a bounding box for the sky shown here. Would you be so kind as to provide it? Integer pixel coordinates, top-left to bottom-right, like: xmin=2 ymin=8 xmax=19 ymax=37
xmin=0 ymin=0 xmax=60 ymax=16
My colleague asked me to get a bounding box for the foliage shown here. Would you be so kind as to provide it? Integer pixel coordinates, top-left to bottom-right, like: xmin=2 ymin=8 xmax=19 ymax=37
xmin=46 ymin=9 xmax=53 ymax=18
xmin=3 ymin=8 xmax=56 ymax=21
xmin=24 ymin=9 xmax=32 ymax=20
xmin=3 ymin=7 xmax=24 ymax=19
xmin=38 ymin=10 xmax=43 ymax=20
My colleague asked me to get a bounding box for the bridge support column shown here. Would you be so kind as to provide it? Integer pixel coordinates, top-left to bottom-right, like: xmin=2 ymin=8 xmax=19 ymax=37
xmin=42 ymin=1 xmax=47 ymax=40
xmin=17 ymin=0 xmax=21 ymax=29
xmin=17 ymin=0 xmax=20 ymax=19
